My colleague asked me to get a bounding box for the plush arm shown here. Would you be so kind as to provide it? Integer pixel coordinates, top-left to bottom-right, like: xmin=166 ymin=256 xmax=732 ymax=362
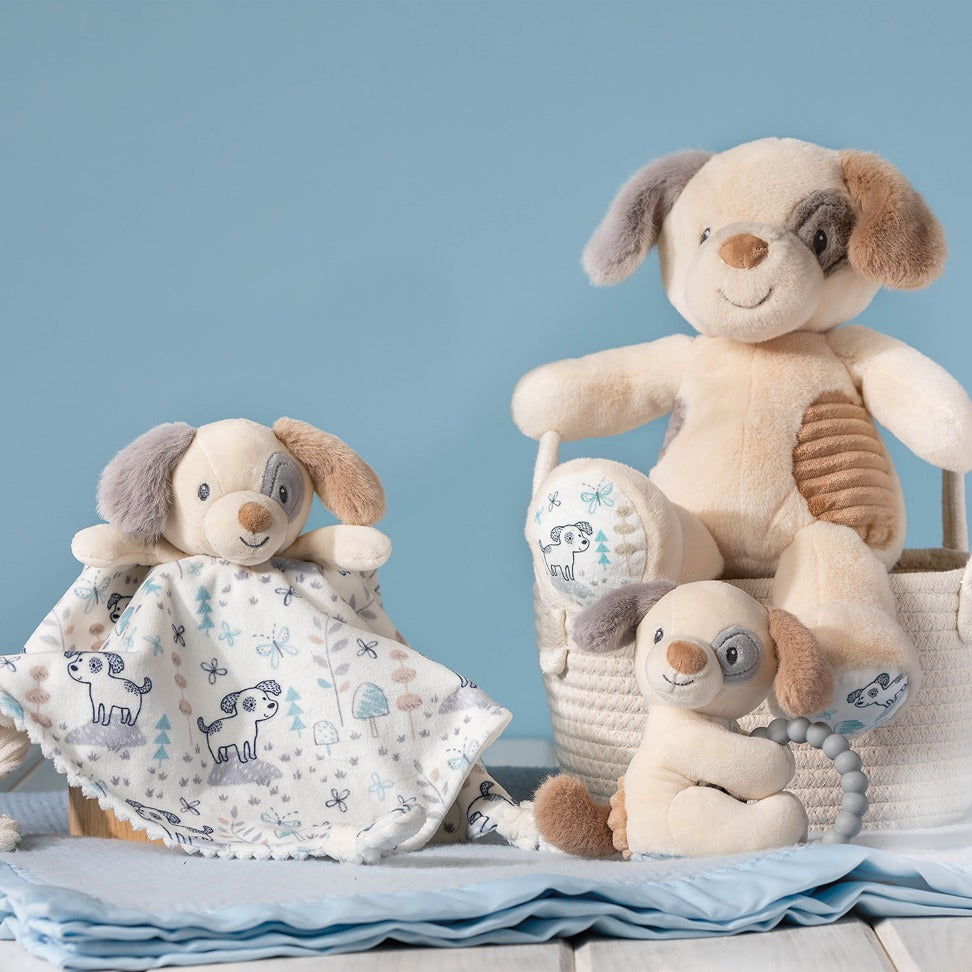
xmin=281 ymin=525 xmax=392 ymax=571
xmin=511 ymin=334 xmax=695 ymax=441
xmin=828 ymin=324 xmax=972 ymax=472
xmin=663 ymin=717 xmax=795 ymax=801
xmin=71 ymin=524 xmax=185 ymax=568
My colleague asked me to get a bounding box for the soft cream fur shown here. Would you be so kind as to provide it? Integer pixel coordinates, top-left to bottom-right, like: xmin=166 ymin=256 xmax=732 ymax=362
xmin=72 ymin=418 xmax=391 ymax=572
xmin=514 ymin=137 xmax=972 ymax=714
xmin=535 ymin=581 xmax=827 ymax=858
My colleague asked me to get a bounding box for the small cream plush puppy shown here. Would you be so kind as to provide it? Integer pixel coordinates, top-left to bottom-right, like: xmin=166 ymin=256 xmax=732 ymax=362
xmin=534 ymin=580 xmax=833 ymax=858
xmin=514 ymin=138 xmax=972 ymax=728
xmin=71 ymin=417 xmax=392 ymax=574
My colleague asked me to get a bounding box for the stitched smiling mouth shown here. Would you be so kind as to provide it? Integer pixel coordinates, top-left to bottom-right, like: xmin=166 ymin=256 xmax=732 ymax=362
xmin=239 ymin=536 xmax=270 ymax=548
xmin=662 ymin=673 xmax=695 ymax=687
xmin=718 ymin=288 xmax=772 ymax=309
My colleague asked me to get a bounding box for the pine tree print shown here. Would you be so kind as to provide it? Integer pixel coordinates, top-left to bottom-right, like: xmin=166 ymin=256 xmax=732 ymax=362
xmin=196 ymin=586 xmax=214 ymax=635
xmin=286 ymin=686 xmax=305 ymax=737
xmin=154 ymin=714 xmax=171 ymax=763
xmin=594 ymin=529 xmax=611 ymax=569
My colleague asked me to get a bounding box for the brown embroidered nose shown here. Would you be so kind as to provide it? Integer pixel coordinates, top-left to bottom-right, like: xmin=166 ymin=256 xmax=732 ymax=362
xmin=667 ymin=640 xmax=707 ymax=675
xmin=238 ymin=502 xmax=272 ymax=534
xmin=719 ymin=233 xmax=769 ymax=269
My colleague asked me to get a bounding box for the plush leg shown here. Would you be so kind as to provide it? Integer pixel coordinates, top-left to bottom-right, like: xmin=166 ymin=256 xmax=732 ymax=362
xmin=667 ymin=786 xmax=807 ymax=857
xmin=527 ymin=458 xmax=723 ymax=611
xmin=773 ymin=521 xmax=919 ymax=732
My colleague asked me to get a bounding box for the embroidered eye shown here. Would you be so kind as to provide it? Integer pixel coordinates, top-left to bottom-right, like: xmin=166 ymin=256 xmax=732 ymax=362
xmin=261 ymin=454 xmax=304 ymax=521
xmin=654 ymin=627 xmax=664 ymax=644
xmin=813 ymin=228 xmax=828 ymax=256
xmin=198 ymin=483 xmax=210 ymax=501
xmin=699 ymin=227 xmax=711 ymax=244
xmin=713 ymin=627 xmax=761 ymax=684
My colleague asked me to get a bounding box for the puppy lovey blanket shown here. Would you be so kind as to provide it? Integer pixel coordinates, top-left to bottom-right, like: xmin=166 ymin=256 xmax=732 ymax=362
xmin=0 ymin=557 xmax=515 ymax=862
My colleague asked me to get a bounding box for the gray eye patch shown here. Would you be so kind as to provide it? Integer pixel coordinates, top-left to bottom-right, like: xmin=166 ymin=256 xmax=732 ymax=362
xmin=261 ymin=453 xmax=305 ymax=521
xmin=713 ymin=626 xmax=762 ymax=684
xmin=788 ymin=190 xmax=856 ymax=275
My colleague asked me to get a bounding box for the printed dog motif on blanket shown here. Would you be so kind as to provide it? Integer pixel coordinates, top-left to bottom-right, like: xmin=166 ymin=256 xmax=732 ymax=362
xmin=1 ymin=557 xmax=512 ymax=862
xmin=67 ymin=651 xmax=152 ymax=726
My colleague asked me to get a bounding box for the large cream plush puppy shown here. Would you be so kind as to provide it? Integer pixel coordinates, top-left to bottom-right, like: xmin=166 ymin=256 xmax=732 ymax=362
xmin=71 ymin=417 xmax=391 ymax=574
xmin=514 ymin=138 xmax=972 ymax=727
xmin=534 ymin=580 xmax=833 ymax=858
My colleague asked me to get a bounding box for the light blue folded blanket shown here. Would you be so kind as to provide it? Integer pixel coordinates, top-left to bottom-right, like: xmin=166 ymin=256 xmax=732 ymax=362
xmin=2 ymin=790 xmax=972 ymax=969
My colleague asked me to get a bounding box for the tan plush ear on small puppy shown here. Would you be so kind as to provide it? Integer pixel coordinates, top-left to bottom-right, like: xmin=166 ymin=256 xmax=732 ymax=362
xmin=840 ymin=150 xmax=946 ymax=290
xmin=582 ymin=150 xmax=712 ymax=285
xmin=272 ymin=418 xmax=385 ymax=525
xmin=767 ymin=608 xmax=834 ymax=717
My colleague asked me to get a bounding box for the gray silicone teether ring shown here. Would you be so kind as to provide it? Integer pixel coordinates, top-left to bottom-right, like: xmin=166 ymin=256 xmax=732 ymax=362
xmin=751 ymin=718 xmax=868 ymax=845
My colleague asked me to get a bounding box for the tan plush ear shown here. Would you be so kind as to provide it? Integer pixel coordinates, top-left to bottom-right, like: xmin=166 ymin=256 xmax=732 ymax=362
xmin=272 ymin=418 xmax=385 ymax=525
xmin=767 ymin=608 xmax=834 ymax=717
xmin=840 ymin=150 xmax=946 ymax=290
xmin=573 ymin=581 xmax=676 ymax=654
xmin=582 ymin=150 xmax=711 ymax=285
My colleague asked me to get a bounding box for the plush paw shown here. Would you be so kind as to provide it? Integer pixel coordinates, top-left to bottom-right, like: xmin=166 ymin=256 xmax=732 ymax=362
xmin=71 ymin=525 xmax=134 ymax=568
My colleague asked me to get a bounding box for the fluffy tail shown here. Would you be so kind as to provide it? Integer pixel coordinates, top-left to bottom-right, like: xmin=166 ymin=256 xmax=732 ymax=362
xmin=196 ymin=716 xmax=211 ymax=735
xmin=533 ymin=774 xmax=615 ymax=858
xmin=138 ymin=677 xmax=153 ymax=695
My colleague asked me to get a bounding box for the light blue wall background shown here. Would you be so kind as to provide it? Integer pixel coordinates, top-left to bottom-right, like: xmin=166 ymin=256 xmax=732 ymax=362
xmin=2 ymin=1 xmax=971 ymax=740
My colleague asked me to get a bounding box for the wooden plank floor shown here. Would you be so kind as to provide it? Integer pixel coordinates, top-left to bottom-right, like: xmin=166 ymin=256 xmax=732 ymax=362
xmin=1 ymin=748 xmax=970 ymax=970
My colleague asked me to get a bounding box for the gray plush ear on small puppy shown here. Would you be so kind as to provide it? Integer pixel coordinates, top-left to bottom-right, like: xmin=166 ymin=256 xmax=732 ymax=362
xmin=97 ymin=422 xmax=197 ymax=543
xmin=573 ymin=581 xmax=677 ymax=654
xmin=582 ymin=150 xmax=712 ymax=285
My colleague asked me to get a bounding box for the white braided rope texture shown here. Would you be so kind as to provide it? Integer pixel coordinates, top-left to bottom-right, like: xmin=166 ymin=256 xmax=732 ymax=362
xmin=538 ymin=563 xmax=972 ymax=831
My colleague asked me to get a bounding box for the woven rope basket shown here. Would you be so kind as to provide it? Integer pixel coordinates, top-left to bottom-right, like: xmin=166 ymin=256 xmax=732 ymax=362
xmin=532 ymin=433 xmax=972 ymax=831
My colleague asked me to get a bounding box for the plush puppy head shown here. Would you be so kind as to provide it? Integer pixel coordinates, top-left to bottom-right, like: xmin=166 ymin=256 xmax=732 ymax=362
xmin=583 ymin=137 xmax=945 ymax=342
xmin=97 ymin=417 xmax=384 ymax=567
xmin=574 ymin=580 xmax=833 ymax=720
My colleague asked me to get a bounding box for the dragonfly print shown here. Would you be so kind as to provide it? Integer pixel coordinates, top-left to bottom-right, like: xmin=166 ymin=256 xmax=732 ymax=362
xmin=254 ymin=626 xmax=298 ymax=669
xmin=581 ymin=481 xmax=614 ymax=514
xmin=260 ymin=808 xmax=302 ymax=839
xmin=74 ymin=575 xmax=110 ymax=614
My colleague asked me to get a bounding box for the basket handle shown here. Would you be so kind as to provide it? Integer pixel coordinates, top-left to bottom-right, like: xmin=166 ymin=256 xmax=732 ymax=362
xmin=942 ymin=470 xmax=968 ymax=551
xmin=532 ymin=432 xmax=968 ymax=552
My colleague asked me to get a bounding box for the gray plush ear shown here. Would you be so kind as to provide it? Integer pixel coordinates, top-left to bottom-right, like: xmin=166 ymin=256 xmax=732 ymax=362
xmin=582 ymin=150 xmax=712 ymax=285
xmin=97 ymin=422 xmax=196 ymax=543
xmin=573 ymin=581 xmax=677 ymax=653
